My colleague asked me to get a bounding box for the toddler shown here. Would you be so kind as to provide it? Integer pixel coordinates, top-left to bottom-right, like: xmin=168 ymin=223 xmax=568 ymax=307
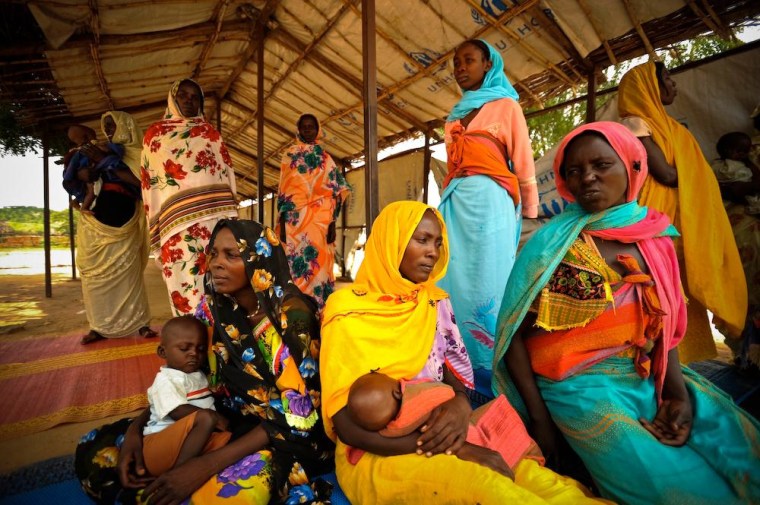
xmin=143 ymin=315 xmax=231 ymax=477
xmin=711 ymin=131 xmax=760 ymax=212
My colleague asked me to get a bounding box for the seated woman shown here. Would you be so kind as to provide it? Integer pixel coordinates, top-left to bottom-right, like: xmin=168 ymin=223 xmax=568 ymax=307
xmin=75 ymin=219 xmax=334 ymax=504
xmin=492 ymin=122 xmax=760 ymax=505
xmin=321 ymin=200 xmax=610 ymax=504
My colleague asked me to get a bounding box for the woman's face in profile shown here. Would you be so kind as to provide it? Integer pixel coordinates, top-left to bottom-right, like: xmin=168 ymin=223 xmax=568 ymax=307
xmin=562 ymin=135 xmax=628 ymax=213
xmin=208 ymin=227 xmax=248 ymax=296
xmin=658 ymin=67 xmax=677 ymax=106
xmin=399 ymin=211 xmax=443 ymax=284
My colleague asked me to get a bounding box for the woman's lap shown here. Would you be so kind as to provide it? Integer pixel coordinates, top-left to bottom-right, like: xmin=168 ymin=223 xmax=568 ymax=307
xmin=335 ymin=443 xmax=601 ymax=504
xmin=75 ymin=418 xmax=272 ymax=504
xmin=537 ymin=358 xmax=760 ymax=504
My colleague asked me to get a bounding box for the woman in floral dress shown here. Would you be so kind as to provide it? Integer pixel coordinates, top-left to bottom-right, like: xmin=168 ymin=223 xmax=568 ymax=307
xmin=277 ymin=114 xmax=350 ymax=309
xmin=141 ymin=78 xmax=239 ymax=316
xmin=75 ymin=219 xmax=334 ymax=504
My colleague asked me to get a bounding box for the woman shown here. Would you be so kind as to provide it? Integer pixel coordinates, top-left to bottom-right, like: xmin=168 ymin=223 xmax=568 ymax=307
xmin=277 ymin=114 xmax=351 ymax=310
xmin=75 ymin=220 xmax=334 ymax=504
xmin=618 ymin=61 xmax=747 ymax=363
xmin=321 ymin=201 xmax=608 ymax=504
xmin=142 ymin=78 xmax=238 ymax=317
xmin=75 ymin=111 xmax=155 ymax=344
xmin=439 ymin=39 xmax=538 ymax=394
xmin=492 ymin=122 xmax=760 ymax=505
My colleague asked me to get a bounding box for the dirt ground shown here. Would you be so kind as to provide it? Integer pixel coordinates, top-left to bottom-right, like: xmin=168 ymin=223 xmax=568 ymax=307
xmin=0 ymin=262 xmax=172 ymax=474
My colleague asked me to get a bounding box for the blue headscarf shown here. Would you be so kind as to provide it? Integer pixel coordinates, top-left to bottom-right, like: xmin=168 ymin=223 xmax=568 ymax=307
xmin=447 ymin=39 xmax=520 ymax=121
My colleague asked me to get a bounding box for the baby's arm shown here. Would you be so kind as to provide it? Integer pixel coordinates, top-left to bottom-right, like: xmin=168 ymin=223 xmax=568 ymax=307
xmin=80 ymin=183 xmax=96 ymax=213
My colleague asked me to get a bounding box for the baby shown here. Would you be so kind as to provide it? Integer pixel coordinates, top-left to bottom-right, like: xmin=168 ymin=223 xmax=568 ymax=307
xmin=346 ymin=371 xmax=543 ymax=469
xmin=143 ymin=315 xmax=231 ymax=477
xmin=63 ymin=125 xmax=101 ymax=213
xmin=711 ymin=131 xmax=760 ymax=212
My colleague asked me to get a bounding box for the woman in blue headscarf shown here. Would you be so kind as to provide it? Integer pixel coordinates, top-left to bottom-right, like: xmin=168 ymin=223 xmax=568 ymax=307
xmin=438 ymin=39 xmax=538 ymax=399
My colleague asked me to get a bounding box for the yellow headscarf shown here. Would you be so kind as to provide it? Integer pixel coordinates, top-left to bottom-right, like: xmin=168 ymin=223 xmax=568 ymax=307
xmin=320 ymin=201 xmax=449 ymax=441
xmin=101 ymin=111 xmax=143 ymax=178
xmin=618 ymin=61 xmax=747 ymax=336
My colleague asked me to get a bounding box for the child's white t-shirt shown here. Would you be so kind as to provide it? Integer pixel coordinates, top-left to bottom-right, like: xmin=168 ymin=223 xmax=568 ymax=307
xmin=144 ymin=367 xmax=215 ymax=435
xmin=710 ymin=158 xmax=753 ymax=183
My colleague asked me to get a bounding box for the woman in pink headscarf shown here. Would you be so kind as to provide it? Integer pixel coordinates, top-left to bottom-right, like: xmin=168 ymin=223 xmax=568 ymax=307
xmin=492 ymin=122 xmax=760 ymax=505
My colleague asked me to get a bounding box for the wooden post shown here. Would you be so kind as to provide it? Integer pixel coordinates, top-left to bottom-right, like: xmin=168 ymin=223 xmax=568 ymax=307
xmin=43 ymin=130 xmax=52 ymax=297
xmin=69 ymin=200 xmax=76 ymax=279
xmin=585 ymin=65 xmax=597 ymax=123
xmin=216 ymin=93 xmax=222 ymax=133
xmin=362 ymin=0 xmax=379 ymax=233
xmin=422 ymin=127 xmax=432 ymax=204
xmin=257 ymin=35 xmax=265 ymax=223
xmin=340 ymin=161 xmax=349 ymax=279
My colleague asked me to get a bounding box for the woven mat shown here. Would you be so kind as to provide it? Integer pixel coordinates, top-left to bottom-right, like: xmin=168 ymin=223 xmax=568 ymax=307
xmin=0 ymin=333 xmax=161 ymax=441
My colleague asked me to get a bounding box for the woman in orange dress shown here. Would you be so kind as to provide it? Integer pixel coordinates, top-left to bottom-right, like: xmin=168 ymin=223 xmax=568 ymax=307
xmin=277 ymin=114 xmax=351 ymax=309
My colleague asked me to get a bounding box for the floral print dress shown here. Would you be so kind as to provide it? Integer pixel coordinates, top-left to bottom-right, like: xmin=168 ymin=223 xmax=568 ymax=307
xmin=277 ymin=122 xmax=350 ymax=309
xmin=141 ymin=79 xmax=238 ymax=316
xmin=75 ymin=220 xmax=334 ymax=505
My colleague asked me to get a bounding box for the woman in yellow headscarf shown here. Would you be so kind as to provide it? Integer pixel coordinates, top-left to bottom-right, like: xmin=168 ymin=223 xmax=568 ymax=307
xmin=618 ymin=61 xmax=747 ymax=363
xmin=320 ymin=201 xmax=609 ymax=504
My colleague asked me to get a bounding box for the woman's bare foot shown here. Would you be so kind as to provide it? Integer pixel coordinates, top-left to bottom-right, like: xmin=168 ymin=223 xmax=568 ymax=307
xmin=80 ymin=330 xmax=105 ymax=345
xmin=139 ymin=326 xmax=158 ymax=339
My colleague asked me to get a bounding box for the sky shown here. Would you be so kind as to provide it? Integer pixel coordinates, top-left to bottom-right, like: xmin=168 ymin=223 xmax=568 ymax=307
xmin=2 ymin=25 xmax=757 ymax=212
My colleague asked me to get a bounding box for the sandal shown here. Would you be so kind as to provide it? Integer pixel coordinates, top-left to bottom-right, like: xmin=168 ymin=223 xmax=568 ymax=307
xmin=139 ymin=326 xmax=158 ymax=339
xmin=80 ymin=330 xmax=105 ymax=345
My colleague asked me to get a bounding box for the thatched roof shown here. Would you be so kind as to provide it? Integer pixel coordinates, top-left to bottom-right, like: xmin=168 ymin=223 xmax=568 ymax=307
xmin=2 ymin=0 xmax=758 ymax=199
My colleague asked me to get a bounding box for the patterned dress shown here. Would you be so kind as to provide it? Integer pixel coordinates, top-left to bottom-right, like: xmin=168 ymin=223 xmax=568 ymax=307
xmin=141 ymin=79 xmax=238 ymax=317
xmin=277 ymin=122 xmax=350 ymax=309
xmin=75 ymin=220 xmax=334 ymax=505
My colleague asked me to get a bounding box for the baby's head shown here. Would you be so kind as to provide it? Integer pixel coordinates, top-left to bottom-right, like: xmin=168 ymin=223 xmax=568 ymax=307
xmin=347 ymin=371 xmax=402 ymax=431
xmin=716 ymin=132 xmax=751 ymax=162
xmin=67 ymin=125 xmax=96 ymax=147
xmin=157 ymin=315 xmax=208 ymax=374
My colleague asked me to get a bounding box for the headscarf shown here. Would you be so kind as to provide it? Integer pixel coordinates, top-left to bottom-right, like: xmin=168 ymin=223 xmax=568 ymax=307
xmin=618 ymin=61 xmax=747 ymax=336
xmin=320 ymin=201 xmax=449 ymax=441
xmin=202 ymin=219 xmax=334 ymax=495
xmin=166 ymin=78 xmax=205 ymax=119
xmin=492 ymin=122 xmax=683 ymax=409
xmin=101 ymin=111 xmax=143 ymax=177
xmin=448 ymin=39 xmax=520 ymax=121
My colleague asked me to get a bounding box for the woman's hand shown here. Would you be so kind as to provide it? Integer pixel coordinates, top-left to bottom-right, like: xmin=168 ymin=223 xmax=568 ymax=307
xmin=639 ymin=397 xmax=692 ymax=446
xmin=455 ymin=442 xmax=514 ymax=480
xmin=529 ymin=417 xmax=560 ymax=467
xmin=79 ymin=143 xmax=106 ymax=163
xmin=117 ymin=419 xmax=153 ymax=489
xmin=142 ymin=457 xmax=211 ymax=505
xmin=417 ymin=393 xmax=471 ymax=456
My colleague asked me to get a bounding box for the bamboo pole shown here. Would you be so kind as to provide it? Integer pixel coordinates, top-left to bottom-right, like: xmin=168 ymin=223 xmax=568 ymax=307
xmin=43 ymin=130 xmax=52 ymax=298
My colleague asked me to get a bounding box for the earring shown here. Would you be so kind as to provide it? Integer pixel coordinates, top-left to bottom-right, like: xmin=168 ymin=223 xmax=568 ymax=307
xmin=633 ymin=161 xmax=641 ymax=171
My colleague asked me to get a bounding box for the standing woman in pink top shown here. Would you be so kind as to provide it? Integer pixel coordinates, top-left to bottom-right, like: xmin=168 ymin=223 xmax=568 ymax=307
xmin=438 ymin=39 xmax=538 ymax=397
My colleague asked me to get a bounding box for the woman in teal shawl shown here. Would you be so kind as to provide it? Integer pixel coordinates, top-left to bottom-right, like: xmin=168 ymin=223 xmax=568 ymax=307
xmin=492 ymin=121 xmax=760 ymax=505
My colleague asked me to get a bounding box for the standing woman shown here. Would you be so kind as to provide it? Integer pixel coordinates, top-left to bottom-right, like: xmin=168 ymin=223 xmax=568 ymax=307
xmin=76 ymin=111 xmax=155 ymax=344
xmin=277 ymin=114 xmax=351 ymax=310
xmin=618 ymin=61 xmax=747 ymax=362
xmin=439 ymin=39 xmax=538 ymax=394
xmin=141 ymin=79 xmax=239 ymax=317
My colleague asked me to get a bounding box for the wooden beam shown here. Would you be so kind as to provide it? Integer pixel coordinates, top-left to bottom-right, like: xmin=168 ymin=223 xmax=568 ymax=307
xmin=257 ymin=33 xmax=265 ymax=223
xmin=227 ymin=1 xmax=355 ymax=138
xmin=87 ymin=0 xmax=115 ymax=111
xmin=43 ymin=130 xmax=52 ymax=298
xmin=621 ymin=0 xmax=656 ymax=59
xmin=192 ymin=0 xmax=230 ymax=80
xmin=527 ymin=5 xmax=586 ymax=80
xmin=210 ymin=0 xmax=280 ymax=122
xmin=576 ymin=0 xmax=617 ymax=64
xmin=585 ymin=65 xmax=597 ymax=123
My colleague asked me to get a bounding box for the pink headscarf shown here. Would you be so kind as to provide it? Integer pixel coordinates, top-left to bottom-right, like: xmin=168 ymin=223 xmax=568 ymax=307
xmin=553 ymin=121 xmax=649 ymax=204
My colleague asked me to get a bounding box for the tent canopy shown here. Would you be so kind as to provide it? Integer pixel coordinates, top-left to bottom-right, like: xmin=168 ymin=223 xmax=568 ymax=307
xmin=2 ymin=0 xmax=758 ymax=199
